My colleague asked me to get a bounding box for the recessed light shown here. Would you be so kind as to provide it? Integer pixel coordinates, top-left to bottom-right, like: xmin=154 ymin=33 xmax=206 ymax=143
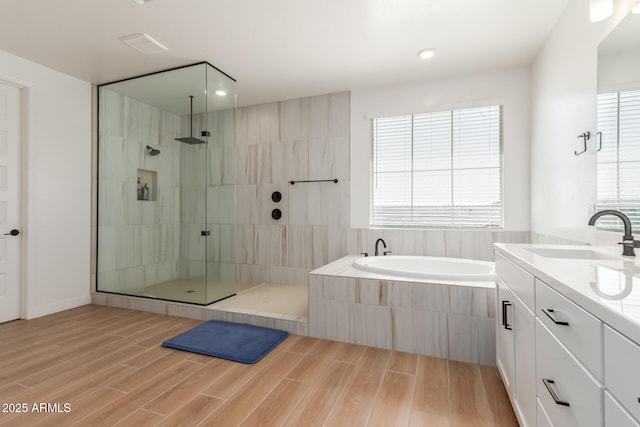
xmin=132 ymin=0 xmax=153 ymax=4
xmin=417 ymin=48 xmax=436 ymax=59
xmin=589 ymin=0 xmax=613 ymax=22
xmin=215 ymin=90 xmax=227 ymax=96
xmin=119 ymin=33 xmax=168 ymax=54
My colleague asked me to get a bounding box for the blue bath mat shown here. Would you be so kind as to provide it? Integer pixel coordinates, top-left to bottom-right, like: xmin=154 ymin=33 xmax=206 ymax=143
xmin=162 ymin=320 xmax=289 ymax=364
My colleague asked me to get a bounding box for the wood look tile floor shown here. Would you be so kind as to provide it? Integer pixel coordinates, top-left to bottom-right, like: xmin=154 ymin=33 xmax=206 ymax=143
xmin=0 ymin=305 xmax=518 ymax=427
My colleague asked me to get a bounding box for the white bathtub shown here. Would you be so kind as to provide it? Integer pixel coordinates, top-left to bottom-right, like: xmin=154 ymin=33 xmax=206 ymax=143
xmin=352 ymin=255 xmax=495 ymax=282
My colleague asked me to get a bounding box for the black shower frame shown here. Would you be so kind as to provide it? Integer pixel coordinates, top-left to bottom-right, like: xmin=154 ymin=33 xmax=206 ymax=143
xmin=95 ymin=61 xmax=236 ymax=306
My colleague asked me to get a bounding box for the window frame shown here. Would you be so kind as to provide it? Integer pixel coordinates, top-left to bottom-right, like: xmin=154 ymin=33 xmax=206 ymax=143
xmin=369 ymin=105 xmax=504 ymax=229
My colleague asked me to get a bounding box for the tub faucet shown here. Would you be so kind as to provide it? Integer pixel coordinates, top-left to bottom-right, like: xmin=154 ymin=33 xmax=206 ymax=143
xmin=588 ymin=210 xmax=640 ymax=256
xmin=375 ymin=238 xmax=389 ymax=256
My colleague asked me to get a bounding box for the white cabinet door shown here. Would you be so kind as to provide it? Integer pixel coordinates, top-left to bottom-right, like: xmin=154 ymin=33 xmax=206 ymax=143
xmin=514 ymin=297 xmax=536 ymax=427
xmin=497 ymin=278 xmax=516 ymax=397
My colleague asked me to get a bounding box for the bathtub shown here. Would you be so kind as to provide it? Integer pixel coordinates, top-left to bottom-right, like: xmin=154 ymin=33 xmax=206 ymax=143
xmin=352 ymin=255 xmax=495 ymax=282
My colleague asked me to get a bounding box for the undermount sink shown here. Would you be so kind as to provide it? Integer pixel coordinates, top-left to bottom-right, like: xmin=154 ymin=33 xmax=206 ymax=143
xmin=525 ymin=247 xmax=621 ymax=261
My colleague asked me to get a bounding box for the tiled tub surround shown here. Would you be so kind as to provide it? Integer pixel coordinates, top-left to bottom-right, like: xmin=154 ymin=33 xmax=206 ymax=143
xmin=232 ymin=90 xmax=530 ymax=288
xmin=309 ymin=255 xmax=497 ymax=365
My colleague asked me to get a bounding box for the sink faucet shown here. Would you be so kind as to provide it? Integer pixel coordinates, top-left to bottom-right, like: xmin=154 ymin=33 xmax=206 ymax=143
xmin=588 ymin=210 xmax=640 ymax=256
xmin=375 ymin=238 xmax=391 ymax=256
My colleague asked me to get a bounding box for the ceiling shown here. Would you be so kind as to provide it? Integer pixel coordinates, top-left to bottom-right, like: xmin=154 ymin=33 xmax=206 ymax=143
xmin=0 ymin=0 xmax=568 ymax=107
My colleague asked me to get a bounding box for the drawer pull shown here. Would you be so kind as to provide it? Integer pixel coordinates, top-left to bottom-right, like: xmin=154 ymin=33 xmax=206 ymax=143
xmin=542 ymin=308 xmax=569 ymax=326
xmin=542 ymin=378 xmax=570 ymax=407
xmin=502 ymin=300 xmax=513 ymax=330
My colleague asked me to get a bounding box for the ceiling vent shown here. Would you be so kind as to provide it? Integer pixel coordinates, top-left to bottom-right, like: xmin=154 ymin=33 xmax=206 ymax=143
xmin=119 ymin=33 xmax=168 ymax=54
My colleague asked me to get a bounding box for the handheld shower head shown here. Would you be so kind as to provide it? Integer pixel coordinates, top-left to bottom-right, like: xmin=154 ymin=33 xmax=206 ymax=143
xmin=146 ymin=145 xmax=160 ymax=156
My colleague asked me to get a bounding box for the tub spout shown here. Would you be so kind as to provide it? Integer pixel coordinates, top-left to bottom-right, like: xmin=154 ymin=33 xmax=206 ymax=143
xmin=375 ymin=238 xmax=387 ymax=256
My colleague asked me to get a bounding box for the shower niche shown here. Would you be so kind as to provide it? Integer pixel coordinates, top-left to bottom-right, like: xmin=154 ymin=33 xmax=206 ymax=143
xmin=137 ymin=169 xmax=156 ymax=201
xmin=97 ymin=62 xmax=238 ymax=305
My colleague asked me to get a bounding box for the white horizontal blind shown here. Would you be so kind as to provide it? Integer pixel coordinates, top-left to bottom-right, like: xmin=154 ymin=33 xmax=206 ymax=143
xmin=371 ymin=105 xmax=502 ymax=228
xmin=596 ymin=91 xmax=640 ymax=231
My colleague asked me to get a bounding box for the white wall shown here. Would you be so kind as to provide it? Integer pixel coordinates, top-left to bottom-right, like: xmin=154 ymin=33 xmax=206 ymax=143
xmin=530 ymin=0 xmax=635 ymax=243
xmin=0 ymin=49 xmax=92 ymax=318
xmin=351 ymin=67 xmax=531 ymax=232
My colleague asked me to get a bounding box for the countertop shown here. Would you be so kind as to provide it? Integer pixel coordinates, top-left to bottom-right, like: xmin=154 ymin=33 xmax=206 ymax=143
xmin=495 ymin=243 xmax=640 ymax=345
xmin=310 ymin=254 xmax=495 ymax=289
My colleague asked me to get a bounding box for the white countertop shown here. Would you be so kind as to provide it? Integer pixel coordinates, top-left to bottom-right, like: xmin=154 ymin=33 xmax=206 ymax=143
xmin=311 ymin=254 xmax=495 ymax=289
xmin=495 ymin=243 xmax=640 ymax=345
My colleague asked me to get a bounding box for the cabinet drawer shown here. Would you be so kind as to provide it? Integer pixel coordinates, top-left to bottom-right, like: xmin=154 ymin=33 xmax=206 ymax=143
xmin=605 ymin=391 xmax=640 ymax=427
xmin=604 ymin=326 xmax=640 ymax=422
xmin=538 ymin=398 xmax=554 ymax=427
xmin=495 ymin=253 xmax=535 ymax=311
xmin=536 ymin=279 xmax=603 ymax=380
xmin=536 ymin=320 xmax=603 ymax=427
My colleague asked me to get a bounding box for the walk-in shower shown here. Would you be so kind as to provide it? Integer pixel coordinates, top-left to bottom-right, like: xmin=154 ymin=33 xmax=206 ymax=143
xmin=97 ymin=62 xmax=237 ymax=305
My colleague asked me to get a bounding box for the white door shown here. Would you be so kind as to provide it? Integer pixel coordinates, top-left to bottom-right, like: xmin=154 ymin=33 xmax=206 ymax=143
xmin=0 ymin=82 xmax=22 ymax=323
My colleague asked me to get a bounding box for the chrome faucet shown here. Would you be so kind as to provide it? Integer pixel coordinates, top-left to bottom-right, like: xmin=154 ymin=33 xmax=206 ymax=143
xmin=375 ymin=238 xmax=391 ymax=256
xmin=588 ymin=210 xmax=640 ymax=256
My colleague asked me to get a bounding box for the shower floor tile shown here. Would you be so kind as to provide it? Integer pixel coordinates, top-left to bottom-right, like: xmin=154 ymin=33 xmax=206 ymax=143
xmin=207 ymin=282 xmax=308 ymax=322
xmin=127 ymin=278 xmax=235 ymax=305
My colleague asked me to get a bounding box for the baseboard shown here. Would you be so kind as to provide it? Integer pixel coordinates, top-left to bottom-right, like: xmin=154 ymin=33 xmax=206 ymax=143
xmin=30 ymin=294 xmax=92 ymax=319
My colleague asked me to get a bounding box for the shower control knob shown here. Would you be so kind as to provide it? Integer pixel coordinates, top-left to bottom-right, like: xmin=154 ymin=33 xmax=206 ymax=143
xmin=271 ymin=191 xmax=282 ymax=203
xmin=4 ymin=229 xmax=20 ymax=236
xmin=271 ymin=209 xmax=282 ymax=220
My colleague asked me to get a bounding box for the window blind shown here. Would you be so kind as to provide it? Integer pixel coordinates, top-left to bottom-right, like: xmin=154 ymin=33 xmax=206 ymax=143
xmin=596 ymin=90 xmax=640 ymax=231
xmin=371 ymin=105 xmax=502 ymax=228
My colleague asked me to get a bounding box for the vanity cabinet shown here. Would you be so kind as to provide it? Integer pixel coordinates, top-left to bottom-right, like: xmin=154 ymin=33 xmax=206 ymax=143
xmin=495 ymin=244 xmax=640 ymax=427
xmin=604 ymin=326 xmax=640 ymax=424
xmin=496 ymin=253 xmax=536 ymax=427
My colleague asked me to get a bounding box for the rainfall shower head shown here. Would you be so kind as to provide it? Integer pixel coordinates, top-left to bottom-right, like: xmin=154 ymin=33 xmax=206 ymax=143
xmin=146 ymin=145 xmax=160 ymax=156
xmin=175 ymin=95 xmax=206 ymax=145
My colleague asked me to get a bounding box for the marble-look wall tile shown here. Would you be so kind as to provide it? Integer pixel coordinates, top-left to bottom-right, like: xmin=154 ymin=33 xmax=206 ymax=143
xmin=351 ymin=279 xmax=389 ymax=306
xmin=389 ymin=308 xmax=451 ymax=359
xmin=255 ymin=102 xmax=281 ymax=144
xmin=204 ymin=310 xmax=228 ymax=321
xmin=235 ymin=263 xmax=268 ymax=286
xmin=115 ymin=225 xmax=142 ymax=269
xmin=310 ymin=275 xmax=353 ymax=301
xmin=349 ymin=303 xmax=392 ymax=349
xmin=449 ymin=287 xmax=495 ymax=318
xmin=478 ymin=317 xmax=497 ymax=366
xmin=105 ymin=294 xmax=169 ymax=315
xmin=99 ymin=89 xmax=125 ymax=137
xmin=309 ymin=298 xmax=350 ymax=342
xmin=274 ymin=319 xmax=308 ymax=336
xmin=307 ymin=94 xmax=329 ymax=139
xmin=236 ymin=185 xmax=261 ymax=225
xmin=227 ymin=312 xmax=276 ymax=329
xmin=388 ymin=281 xmax=450 ymax=312
xmin=284 ymin=140 xmax=309 ymax=183
xmin=286 ymin=225 xmax=314 ymax=269
xmin=446 ymin=314 xmax=496 ymax=365
xmin=279 ymin=98 xmax=308 ymax=142
xmin=268 ymin=266 xmax=310 ymax=286
xmin=308 ymin=137 xmax=350 ymax=181
xmin=167 ymin=304 xmax=206 ymax=320
xmin=413 ymin=310 xmax=450 ymax=359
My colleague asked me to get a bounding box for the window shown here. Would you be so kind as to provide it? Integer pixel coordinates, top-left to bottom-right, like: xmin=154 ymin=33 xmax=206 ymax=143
xmin=596 ymin=91 xmax=640 ymax=231
xmin=371 ymin=105 xmax=503 ymax=228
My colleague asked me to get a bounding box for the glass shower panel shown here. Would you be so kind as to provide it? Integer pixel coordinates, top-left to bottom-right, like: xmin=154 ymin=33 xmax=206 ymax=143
xmin=204 ymin=64 xmax=237 ymax=304
xmin=96 ymin=62 xmax=237 ymax=305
